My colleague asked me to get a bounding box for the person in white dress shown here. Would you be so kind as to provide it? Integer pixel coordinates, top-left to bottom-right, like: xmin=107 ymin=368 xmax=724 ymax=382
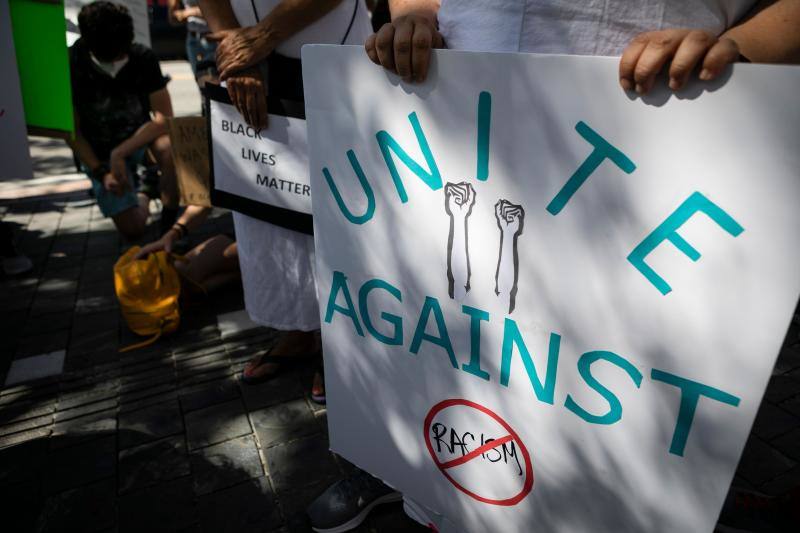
xmin=199 ymin=0 xmax=372 ymax=397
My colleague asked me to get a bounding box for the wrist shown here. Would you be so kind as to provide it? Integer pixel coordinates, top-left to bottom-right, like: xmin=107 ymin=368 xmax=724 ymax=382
xmin=254 ymin=22 xmax=280 ymax=57
xmin=91 ymin=163 xmax=110 ymax=181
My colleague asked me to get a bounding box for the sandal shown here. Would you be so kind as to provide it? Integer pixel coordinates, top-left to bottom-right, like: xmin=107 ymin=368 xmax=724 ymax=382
xmin=241 ymin=349 xmax=311 ymax=385
xmin=311 ymin=360 xmax=326 ymax=404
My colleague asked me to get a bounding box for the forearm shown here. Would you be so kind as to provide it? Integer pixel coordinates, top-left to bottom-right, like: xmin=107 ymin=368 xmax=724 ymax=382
xmin=256 ymin=0 xmax=343 ymax=50
xmin=496 ymin=238 xmax=516 ymax=295
xmin=722 ymin=0 xmax=800 ymax=63
xmin=389 ymin=0 xmax=439 ymax=21
xmin=67 ymin=132 xmax=102 ymax=172
xmin=198 ymin=0 xmax=240 ymax=31
xmin=177 ymin=205 xmax=211 ymax=232
xmin=112 ymin=117 xmax=169 ymax=160
xmin=450 ymin=220 xmax=469 ymax=289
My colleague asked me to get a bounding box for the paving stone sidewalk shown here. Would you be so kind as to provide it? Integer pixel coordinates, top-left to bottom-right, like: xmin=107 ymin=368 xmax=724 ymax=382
xmin=0 ymin=191 xmax=427 ymax=532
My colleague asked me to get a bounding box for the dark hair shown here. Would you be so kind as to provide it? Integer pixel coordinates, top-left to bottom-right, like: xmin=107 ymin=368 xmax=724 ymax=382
xmin=78 ymin=1 xmax=134 ymax=62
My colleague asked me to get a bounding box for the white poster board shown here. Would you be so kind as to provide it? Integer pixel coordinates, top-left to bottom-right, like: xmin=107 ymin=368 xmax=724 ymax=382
xmin=303 ymin=46 xmax=800 ymax=533
xmin=65 ymin=0 xmax=151 ymax=48
xmin=206 ymin=84 xmax=312 ymax=232
xmin=0 ymin=0 xmax=33 ymax=180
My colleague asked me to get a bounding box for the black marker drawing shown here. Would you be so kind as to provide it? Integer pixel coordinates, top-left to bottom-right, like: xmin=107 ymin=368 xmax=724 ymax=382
xmin=445 ymin=181 xmax=476 ymax=300
xmin=494 ymin=199 xmax=524 ymax=314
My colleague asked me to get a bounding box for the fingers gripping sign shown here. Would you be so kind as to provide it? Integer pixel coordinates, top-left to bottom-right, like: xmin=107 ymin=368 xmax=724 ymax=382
xmin=619 ymin=28 xmax=740 ymax=95
xmin=365 ymin=12 xmax=444 ymax=83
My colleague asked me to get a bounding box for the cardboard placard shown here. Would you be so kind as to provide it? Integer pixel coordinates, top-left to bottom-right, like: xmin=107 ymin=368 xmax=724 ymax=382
xmin=168 ymin=117 xmax=211 ymax=207
xmin=205 ymin=83 xmax=313 ymax=234
xmin=303 ymin=46 xmax=800 ymax=533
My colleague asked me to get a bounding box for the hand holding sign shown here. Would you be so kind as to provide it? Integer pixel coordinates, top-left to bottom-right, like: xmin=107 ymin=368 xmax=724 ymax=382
xmin=365 ymin=10 xmax=443 ymax=83
xmin=225 ymin=67 xmax=268 ymax=131
xmin=619 ymin=28 xmax=740 ymax=94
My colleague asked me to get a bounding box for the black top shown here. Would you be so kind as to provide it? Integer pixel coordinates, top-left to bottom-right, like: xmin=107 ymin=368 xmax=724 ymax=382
xmin=69 ymin=38 xmax=168 ymax=161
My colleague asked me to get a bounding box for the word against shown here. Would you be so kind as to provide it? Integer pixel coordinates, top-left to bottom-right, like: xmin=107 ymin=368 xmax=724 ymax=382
xmin=321 ymin=92 xmax=744 ymax=296
xmin=324 ymin=271 xmax=740 ymax=458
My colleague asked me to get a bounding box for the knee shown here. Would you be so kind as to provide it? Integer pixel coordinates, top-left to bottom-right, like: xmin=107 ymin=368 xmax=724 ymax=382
xmin=114 ymin=209 xmax=148 ymax=241
xmin=151 ymin=135 xmax=174 ymax=169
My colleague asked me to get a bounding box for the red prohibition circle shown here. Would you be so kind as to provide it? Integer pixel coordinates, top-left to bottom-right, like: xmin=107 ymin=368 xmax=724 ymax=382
xmin=423 ymin=398 xmax=534 ymax=506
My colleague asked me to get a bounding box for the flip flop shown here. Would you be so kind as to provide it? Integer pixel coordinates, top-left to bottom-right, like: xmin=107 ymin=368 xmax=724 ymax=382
xmin=240 ymin=349 xmax=312 ymax=385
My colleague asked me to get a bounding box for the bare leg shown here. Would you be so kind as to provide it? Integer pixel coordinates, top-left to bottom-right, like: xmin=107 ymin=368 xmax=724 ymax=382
xmin=174 ymin=237 xmax=238 ymax=289
xmin=149 ymin=134 xmax=179 ymax=210
xmin=242 ymin=330 xmax=321 ymax=383
xmin=112 ymin=193 xmax=150 ymax=240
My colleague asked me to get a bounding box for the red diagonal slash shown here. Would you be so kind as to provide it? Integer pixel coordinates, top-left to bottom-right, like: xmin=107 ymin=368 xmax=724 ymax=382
xmin=438 ymin=434 xmax=514 ymax=469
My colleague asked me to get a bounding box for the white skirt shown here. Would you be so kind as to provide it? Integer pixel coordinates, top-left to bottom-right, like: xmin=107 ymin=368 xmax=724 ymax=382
xmin=233 ymin=212 xmax=320 ymax=331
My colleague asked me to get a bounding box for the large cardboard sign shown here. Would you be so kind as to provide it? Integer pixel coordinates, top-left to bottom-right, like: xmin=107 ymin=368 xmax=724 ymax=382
xmin=168 ymin=117 xmax=211 ymax=207
xmin=303 ymin=46 xmax=800 ymax=532
xmin=0 ymin=0 xmax=32 ymax=180
xmin=206 ymin=84 xmax=312 ymax=234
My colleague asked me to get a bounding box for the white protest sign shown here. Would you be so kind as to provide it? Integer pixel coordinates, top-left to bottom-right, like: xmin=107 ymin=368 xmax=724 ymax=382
xmin=303 ymin=46 xmax=800 ymax=533
xmin=208 ymin=94 xmax=312 ymax=217
xmin=0 ymin=0 xmax=32 ymax=180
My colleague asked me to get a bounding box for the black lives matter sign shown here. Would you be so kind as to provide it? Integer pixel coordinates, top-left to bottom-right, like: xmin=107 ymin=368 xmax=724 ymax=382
xmin=205 ymin=83 xmax=313 ymax=234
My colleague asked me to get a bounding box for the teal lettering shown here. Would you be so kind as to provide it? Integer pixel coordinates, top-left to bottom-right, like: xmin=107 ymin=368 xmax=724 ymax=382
xmin=651 ymin=369 xmax=740 ymax=457
xmin=461 ymin=305 xmax=490 ymax=381
xmin=546 ymin=121 xmax=636 ymax=215
xmin=323 ymin=271 xmax=364 ymax=336
xmin=476 ymin=91 xmax=491 ymax=182
xmin=322 ymin=150 xmax=376 ymax=225
xmin=565 ymin=351 xmax=643 ymax=425
xmin=409 ymin=297 xmax=458 ymax=369
xmin=358 ymin=278 xmax=403 ymax=345
xmin=628 ymin=191 xmax=744 ymax=295
xmin=500 ymin=320 xmax=561 ymax=405
xmin=376 ymin=112 xmax=441 ymax=203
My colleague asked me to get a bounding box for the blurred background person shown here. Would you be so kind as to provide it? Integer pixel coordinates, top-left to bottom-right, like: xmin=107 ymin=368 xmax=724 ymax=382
xmin=168 ymin=0 xmax=218 ymax=82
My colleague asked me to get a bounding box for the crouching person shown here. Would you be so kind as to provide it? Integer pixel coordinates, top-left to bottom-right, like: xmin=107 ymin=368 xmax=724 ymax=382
xmin=68 ymin=1 xmax=179 ymax=240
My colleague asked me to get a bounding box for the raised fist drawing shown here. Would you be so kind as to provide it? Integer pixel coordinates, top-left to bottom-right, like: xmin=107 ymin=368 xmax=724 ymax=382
xmin=495 ymin=199 xmax=525 ymax=236
xmin=445 ymin=181 xmax=476 ymax=300
xmin=494 ymin=199 xmax=525 ymax=314
xmin=445 ymin=181 xmax=476 ymax=219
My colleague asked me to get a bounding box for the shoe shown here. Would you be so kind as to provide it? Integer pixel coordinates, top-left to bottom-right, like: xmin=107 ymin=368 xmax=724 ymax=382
xmin=716 ymin=488 xmax=799 ymax=533
xmin=2 ymin=254 xmax=33 ymax=276
xmin=307 ymin=468 xmax=402 ymax=533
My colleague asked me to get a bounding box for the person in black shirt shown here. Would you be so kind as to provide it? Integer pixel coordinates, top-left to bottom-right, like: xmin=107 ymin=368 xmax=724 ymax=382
xmin=67 ymin=1 xmax=179 ymax=239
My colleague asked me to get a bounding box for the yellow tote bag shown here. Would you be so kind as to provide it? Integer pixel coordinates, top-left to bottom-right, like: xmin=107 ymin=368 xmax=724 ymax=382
xmin=114 ymin=247 xmax=181 ymax=352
